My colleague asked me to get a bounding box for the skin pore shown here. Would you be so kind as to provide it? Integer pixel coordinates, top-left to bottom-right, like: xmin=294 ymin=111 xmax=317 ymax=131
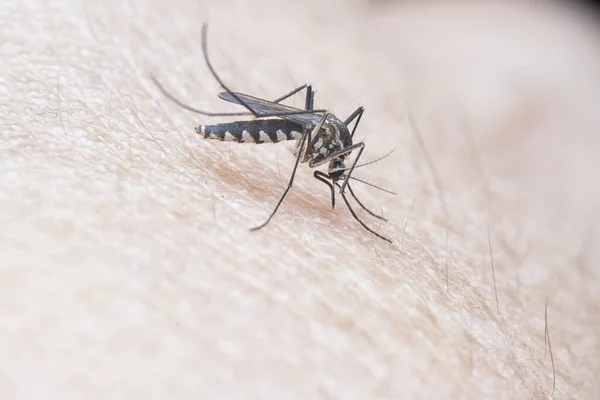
xmin=1 ymin=0 xmax=599 ymax=398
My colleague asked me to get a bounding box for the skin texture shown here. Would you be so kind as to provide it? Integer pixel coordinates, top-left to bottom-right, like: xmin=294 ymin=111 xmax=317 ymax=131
xmin=1 ymin=0 xmax=599 ymax=398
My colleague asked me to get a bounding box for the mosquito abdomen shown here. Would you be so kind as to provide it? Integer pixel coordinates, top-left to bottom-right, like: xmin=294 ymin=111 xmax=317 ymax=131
xmin=196 ymin=120 xmax=304 ymax=144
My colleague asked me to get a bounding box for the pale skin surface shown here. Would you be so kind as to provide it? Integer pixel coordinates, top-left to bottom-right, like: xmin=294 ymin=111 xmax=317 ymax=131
xmin=1 ymin=0 xmax=599 ymax=398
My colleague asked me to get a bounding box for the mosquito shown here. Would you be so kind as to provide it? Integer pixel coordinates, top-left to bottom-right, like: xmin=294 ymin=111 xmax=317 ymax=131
xmin=151 ymin=23 xmax=394 ymax=243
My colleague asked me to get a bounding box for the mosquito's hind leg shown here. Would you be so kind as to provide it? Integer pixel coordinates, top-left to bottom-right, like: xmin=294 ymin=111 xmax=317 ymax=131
xmin=152 ymin=24 xmax=325 ymax=119
xmin=202 ymin=24 xmax=325 ymax=119
xmin=272 ymin=84 xmax=315 ymax=111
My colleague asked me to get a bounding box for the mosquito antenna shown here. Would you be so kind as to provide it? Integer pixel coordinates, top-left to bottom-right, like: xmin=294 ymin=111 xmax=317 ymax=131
xmin=349 ymin=176 xmax=396 ymax=195
xmin=354 ymin=147 xmax=396 ymax=169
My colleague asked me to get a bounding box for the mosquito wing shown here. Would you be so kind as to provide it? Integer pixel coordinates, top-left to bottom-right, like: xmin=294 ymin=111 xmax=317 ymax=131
xmin=218 ymin=92 xmax=324 ymax=126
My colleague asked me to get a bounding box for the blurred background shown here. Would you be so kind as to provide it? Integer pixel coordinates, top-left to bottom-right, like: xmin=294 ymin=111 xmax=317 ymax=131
xmin=2 ymin=0 xmax=599 ymax=398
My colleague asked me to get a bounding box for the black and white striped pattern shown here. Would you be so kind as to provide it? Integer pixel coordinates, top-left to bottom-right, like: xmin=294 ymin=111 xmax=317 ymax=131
xmin=196 ymin=120 xmax=305 ymax=144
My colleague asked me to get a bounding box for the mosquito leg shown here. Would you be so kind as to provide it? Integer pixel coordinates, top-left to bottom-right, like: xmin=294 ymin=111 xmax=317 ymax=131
xmin=343 ymin=106 xmax=363 ymax=125
xmin=306 ymin=85 xmax=315 ymax=111
xmin=251 ymin=112 xmax=330 ymax=231
xmin=153 ymin=76 xmax=325 ymax=119
xmin=153 ymin=26 xmax=324 ymax=118
xmin=250 ymin=133 xmax=308 ymax=231
xmin=272 ymin=84 xmax=308 ymax=103
xmin=339 ymin=142 xmax=365 ymax=195
xmin=200 ymin=23 xmax=262 ymax=117
xmin=202 ymin=24 xmax=326 ymax=119
xmin=150 ymin=75 xmax=252 ymax=117
xmin=313 ymin=171 xmax=335 ymax=210
xmin=309 ymin=142 xmax=366 ymax=196
xmin=272 ymin=84 xmax=314 ymax=112
xmin=344 ymin=182 xmax=387 ymax=221
xmin=343 ymin=106 xmax=364 ymax=139
xmin=217 ymin=91 xmax=326 ymax=117
xmin=340 ymin=190 xmax=391 ymax=243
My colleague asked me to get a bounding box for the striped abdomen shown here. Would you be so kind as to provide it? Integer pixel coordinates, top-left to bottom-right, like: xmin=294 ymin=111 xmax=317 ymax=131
xmin=196 ymin=120 xmax=305 ymax=144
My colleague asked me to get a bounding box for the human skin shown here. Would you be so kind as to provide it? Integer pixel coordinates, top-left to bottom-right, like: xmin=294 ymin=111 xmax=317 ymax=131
xmin=1 ymin=0 xmax=599 ymax=398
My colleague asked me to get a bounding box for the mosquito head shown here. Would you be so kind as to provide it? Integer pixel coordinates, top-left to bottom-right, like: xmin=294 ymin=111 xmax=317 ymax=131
xmin=328 ymin=159 xmax=346 ymax=181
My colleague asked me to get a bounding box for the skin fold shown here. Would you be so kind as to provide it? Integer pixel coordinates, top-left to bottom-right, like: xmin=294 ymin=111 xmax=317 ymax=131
xmin=1 ymin=0 xmax=598 ymax=398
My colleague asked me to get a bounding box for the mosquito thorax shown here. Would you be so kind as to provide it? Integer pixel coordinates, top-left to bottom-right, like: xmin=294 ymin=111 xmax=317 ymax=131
xmin=306 ymin=116 xmax=352 ymax=168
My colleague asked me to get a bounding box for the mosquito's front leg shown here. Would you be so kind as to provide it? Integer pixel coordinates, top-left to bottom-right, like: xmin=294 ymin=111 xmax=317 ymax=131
xmin=339 ymin=142 xmax=365 ymax=196
xmin=342 ymin=182 xmax=386 ymax=222
xmin=343 ymin=106 xmax=364 ymax=139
